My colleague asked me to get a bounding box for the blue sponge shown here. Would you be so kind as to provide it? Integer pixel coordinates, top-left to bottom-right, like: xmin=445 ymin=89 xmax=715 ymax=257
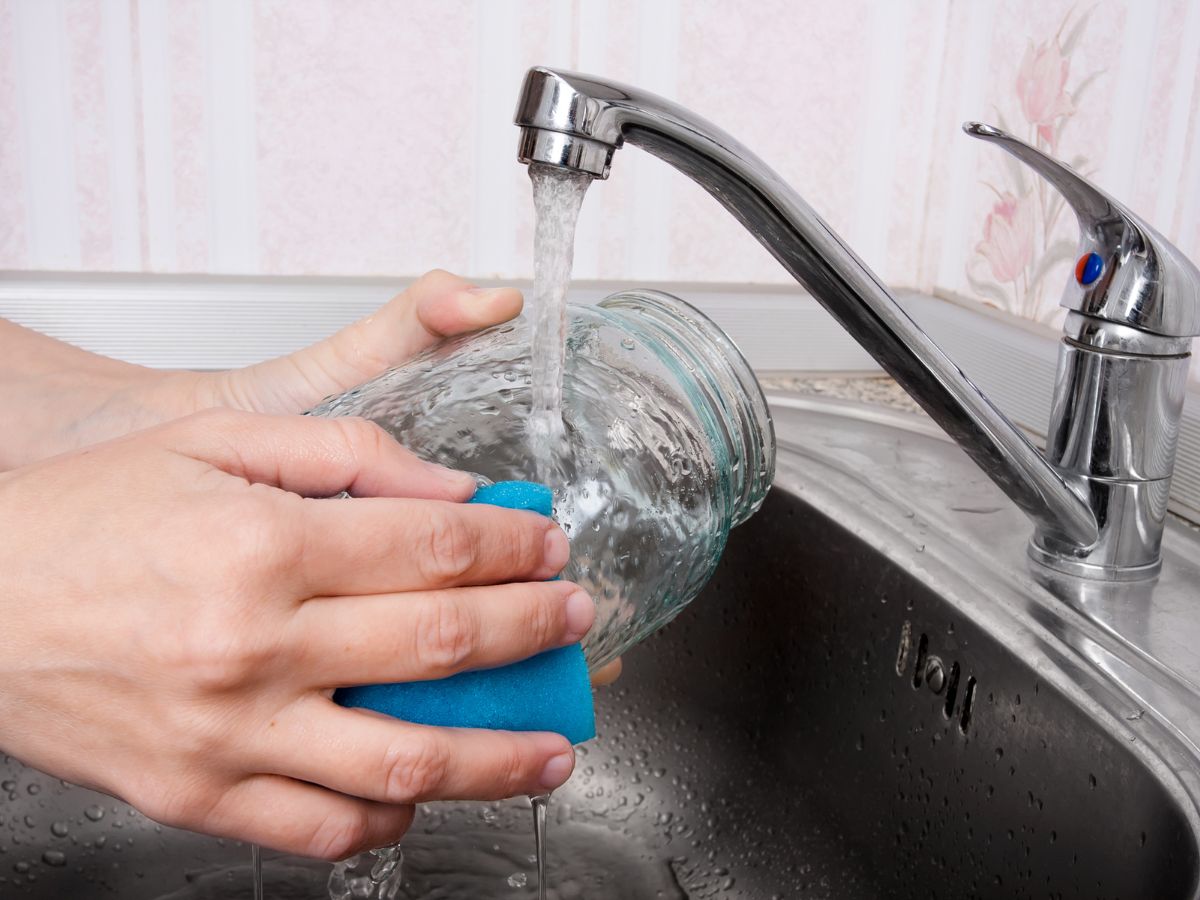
xmin=333 ymin=480 xmax=596 ymax=745
xmin=469 ymin=480 xmax=554 ymax=515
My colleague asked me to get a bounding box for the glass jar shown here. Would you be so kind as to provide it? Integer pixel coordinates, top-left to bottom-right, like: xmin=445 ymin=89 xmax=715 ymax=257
xmin=308 ymin=289 xmax=775 ymax=669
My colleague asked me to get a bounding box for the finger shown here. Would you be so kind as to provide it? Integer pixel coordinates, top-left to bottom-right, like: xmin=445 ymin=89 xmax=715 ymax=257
xmin=289 ymin=581 xmax=594 ymax=685
xmin=187 ymin=774 xmax=414 ymax=860
xmin=222 ymin=269 xmax=523 ymax=414
xmin=590 ymin=657 xmax=623 ymax=686
xmin=168 ymin=409 xmax=476 ymax=500
xmin=295 ymin=498 xmax=570 ymax=596
xmin=251 ymin=697 xmax=576 ymax=805
xmin=412 ymin=274 xmax=523 ymax=340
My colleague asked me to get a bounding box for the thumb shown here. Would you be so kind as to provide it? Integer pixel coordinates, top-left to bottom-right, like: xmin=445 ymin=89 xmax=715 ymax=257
xmin=218 ymin=270 xmax=523 ymax=414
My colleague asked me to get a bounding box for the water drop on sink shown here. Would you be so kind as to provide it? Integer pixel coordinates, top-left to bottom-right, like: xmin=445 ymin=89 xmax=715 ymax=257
xmin=84 ymin=805 xmax=105 ymax=822
xmin=50 ymin=822 xmax=68 ymax=838
xmin=41 ymin=850 xmax=66 ymax=867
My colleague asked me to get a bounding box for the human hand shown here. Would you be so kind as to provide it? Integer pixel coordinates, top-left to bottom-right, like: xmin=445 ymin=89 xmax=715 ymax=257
xmin=0 ymin=409 xmax=593 ymax=858
xmin=0 ymin=270 xmax=521 ymax=470
xmin=188 ymin=268 xmax=523 ymax=418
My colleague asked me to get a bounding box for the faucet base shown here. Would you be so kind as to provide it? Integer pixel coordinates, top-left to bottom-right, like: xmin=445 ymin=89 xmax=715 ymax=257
xmin=1027 ymin=537 xmax=1163 ymax=582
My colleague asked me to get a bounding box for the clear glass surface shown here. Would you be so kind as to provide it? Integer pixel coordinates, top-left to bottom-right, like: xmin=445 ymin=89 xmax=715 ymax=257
xmin=309 ymin=291 xmax=775 ymax=668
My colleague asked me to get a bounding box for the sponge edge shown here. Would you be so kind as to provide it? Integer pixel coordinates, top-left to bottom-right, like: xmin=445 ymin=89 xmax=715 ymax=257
xmin=334 ymin=644 xmax=594 ymax=745
xmin=333 ymin=480 xmax=596 ymax=745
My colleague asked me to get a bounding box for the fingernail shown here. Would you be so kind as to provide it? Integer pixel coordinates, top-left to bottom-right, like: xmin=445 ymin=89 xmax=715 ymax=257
xmin=539 ymin=750 xmax=575 ymax=790
xmin=563 ymin=590 xmax=595 ymax=642
xmin=543 ymin=527 xmax=570 ymax=573
xmin=466 ymin=286 xmax=500 ymax=297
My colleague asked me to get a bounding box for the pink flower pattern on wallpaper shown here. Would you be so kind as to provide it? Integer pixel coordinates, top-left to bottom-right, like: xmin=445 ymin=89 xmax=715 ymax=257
xmin=1016 ymin=40 xmax=1075 ymax=150
xmin=968 ymin=8 xmax=1104 ymax=321
xmin=977 ymin=191 xmax=1035 ymax=283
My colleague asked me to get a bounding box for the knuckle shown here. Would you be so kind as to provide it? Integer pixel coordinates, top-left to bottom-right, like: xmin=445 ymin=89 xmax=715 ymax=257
xmin=518 ymin=585 xmax=564 ymax=657
xmin=218 ymin=493 xmax=291 ymax=571
xmin=156 ymin=611 xmax=272 ymax=693
xmin=334 ymin=416 xmax=391 ymax=461
xmin=494 ymin=742 xmax=532 ymax=798
xmin=511 ymin=518 xmax=547 ymax=571
xmin=525 ymin=586 xmax=564 ymax=648
xmin=382 ymin=738 xmax=450 ymax=803
xmin=417 ymin=268 xmax=453 ymax=288
xmin=307 ymin=808 xmax=373 ymax=861
xmin=413 ymin=598 xmax=478 ymax=674
xmin=418 ymin=509 xmax=477 ymax=584
xmin=131 ymin=778 xmax=212 ymax=831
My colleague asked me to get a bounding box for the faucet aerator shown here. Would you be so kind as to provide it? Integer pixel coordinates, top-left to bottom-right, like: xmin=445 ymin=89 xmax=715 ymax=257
xmin=517 ymin=127 xmax=613 ymax=179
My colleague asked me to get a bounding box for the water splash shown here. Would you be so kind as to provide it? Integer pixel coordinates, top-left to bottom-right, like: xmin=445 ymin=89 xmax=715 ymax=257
xmin=326 ymin=844 xmax=404 ymax=899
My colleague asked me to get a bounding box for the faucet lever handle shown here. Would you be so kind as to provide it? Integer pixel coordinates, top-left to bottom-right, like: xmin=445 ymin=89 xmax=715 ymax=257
xmin=964 ymin=121 xmax=1200 ymax=340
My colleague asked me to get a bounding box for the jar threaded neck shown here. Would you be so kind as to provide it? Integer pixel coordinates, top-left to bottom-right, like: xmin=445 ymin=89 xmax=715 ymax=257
xmin=597 ymin=290 xmax=776 ymax=527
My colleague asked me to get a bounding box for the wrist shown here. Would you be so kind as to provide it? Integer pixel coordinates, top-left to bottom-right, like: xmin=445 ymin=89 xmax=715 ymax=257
xmin=0 ymin=366 xmax=198 ymax=470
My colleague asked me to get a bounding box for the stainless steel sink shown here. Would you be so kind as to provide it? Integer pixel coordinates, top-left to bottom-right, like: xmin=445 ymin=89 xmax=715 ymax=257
xmin=3 ymin=396 xmax=1199 ymax=898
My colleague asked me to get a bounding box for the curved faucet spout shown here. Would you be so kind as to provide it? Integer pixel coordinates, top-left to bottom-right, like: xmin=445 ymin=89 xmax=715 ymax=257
xmin=515 ymin=66 xmax=1100 ymax=555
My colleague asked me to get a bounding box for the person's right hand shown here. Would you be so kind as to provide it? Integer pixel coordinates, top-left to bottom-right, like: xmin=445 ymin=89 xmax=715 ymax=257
xmin=0 ymin=409 xmax=593 ymax=859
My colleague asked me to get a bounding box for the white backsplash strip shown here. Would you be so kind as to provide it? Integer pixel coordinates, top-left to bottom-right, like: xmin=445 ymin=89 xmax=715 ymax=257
xmin=0 ymin=274 xmax=878 ymax=373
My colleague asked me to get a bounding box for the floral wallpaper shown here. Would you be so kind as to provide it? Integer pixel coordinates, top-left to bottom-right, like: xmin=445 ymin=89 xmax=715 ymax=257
xmin=1 ymin=0 xmax=1198 ymax=381
xmin=968 ymin=9 xmax=1104 ymax=323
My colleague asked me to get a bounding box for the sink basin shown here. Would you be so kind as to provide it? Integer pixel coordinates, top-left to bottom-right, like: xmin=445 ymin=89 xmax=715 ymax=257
xmin=3 ymin=395 xmax=1199 ymax=898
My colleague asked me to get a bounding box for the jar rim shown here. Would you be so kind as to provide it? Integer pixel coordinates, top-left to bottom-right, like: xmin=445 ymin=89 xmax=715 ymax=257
xmin=596 ymin=289 xmax=776 ymax=527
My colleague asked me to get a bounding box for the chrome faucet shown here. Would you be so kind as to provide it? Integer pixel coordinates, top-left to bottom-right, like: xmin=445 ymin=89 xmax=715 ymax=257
xmin=514 ymin=67 xmax=1200 ymax=582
